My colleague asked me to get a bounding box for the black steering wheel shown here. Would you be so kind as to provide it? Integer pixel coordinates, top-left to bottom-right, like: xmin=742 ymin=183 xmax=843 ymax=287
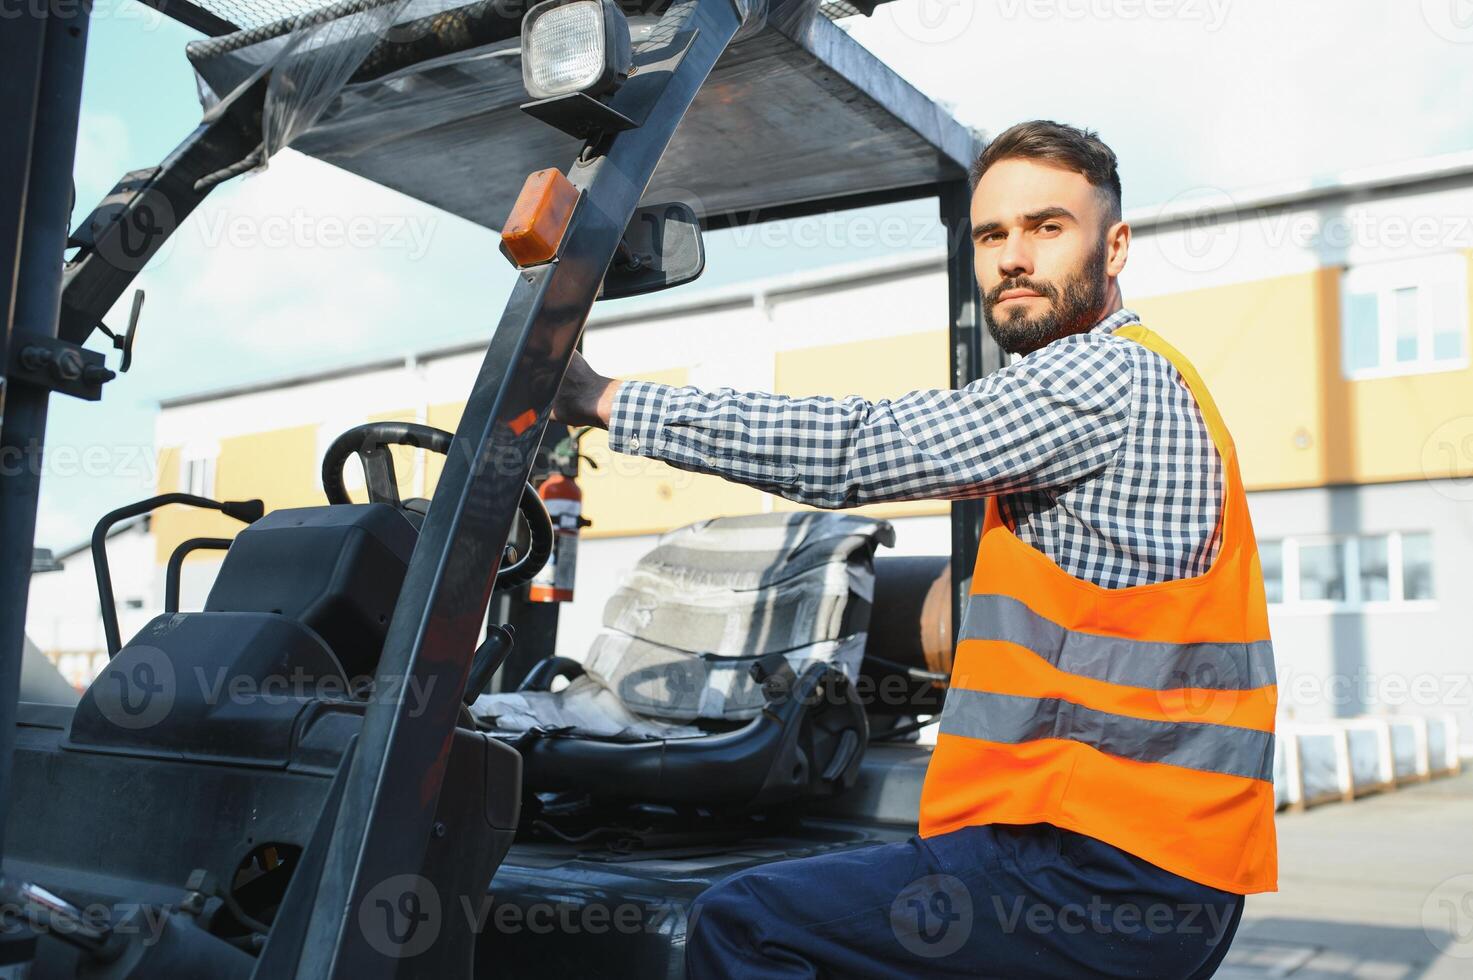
xmin=320 ymin=421 xmax=553 ymax=590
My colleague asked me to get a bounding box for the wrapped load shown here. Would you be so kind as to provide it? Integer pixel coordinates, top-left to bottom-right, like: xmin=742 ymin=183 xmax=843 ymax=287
xmin=474 ymin=511 xmax=892 ymax=737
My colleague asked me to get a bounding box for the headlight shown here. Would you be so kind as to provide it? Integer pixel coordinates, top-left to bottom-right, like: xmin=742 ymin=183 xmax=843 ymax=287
xmin=521 ymin=0 xmax=633 ymax=101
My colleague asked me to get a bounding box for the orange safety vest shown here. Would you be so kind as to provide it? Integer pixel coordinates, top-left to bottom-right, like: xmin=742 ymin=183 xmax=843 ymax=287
xmin=918 ymin=324 xmax=1278 ymax=895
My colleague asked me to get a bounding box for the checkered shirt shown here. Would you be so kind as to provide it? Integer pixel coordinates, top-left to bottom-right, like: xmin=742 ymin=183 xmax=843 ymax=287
xmin=608 ymin=308 xmax=1222 ymax=589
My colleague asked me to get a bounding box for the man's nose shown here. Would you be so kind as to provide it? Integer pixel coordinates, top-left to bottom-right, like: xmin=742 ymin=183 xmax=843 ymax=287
xmin=997 ymin=235 xmax=1032 ymax=279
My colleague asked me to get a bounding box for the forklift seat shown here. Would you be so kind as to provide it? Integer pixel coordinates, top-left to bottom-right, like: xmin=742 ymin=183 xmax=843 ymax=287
xmin=474 ymin=513 xmax=893 ymax=809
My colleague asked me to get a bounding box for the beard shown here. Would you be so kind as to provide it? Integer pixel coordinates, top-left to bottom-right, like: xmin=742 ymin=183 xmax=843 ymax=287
xmin=982 ymin=239 xmax=1110 ymax=355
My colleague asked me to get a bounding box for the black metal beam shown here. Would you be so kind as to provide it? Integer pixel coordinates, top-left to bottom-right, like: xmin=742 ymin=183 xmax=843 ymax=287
xmin=701 ymin=182 xmax=940 ymax=231
xmin=0 ymin=0 xmax=91 ymax=863
xmin=939 ymin=179 xmax=1001 ymax=642
xmin=0 ymin=3 xmax=46 ymax=398
xmin=135 ymin=0 xmax=239 ymax=36
xmin=280 ymin=3 xmax=748 ymax=976
xmin=59 ymin=75 xmax=266 ymax=346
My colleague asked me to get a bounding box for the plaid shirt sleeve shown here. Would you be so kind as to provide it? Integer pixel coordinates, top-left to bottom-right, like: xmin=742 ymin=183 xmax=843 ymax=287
xmin=606 ymin=334 xmax=1136 ymax=509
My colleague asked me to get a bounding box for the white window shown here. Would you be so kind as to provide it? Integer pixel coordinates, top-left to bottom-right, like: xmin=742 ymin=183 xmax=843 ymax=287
xmin=1342 ymin=254 xmax=1469 ymax=379
xmin=180 ymin=447 xmax=216 ymax=498
xmin=1261 ymin=532 xmax=1435 ymax=609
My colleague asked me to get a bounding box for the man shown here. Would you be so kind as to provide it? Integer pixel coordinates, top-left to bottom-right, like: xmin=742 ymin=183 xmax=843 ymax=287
xmin=554 ymin=120 xmax=1277 ymax=979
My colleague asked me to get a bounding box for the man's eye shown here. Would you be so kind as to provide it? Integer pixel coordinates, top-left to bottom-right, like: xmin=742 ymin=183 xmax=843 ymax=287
xmin=981 ymin=231 xmax=1006 ymax=244
xmin=1037 ymin=223 xmax=1061 ymax=234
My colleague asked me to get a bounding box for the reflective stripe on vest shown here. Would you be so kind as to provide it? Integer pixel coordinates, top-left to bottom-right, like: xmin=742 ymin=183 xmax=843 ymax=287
xmin=960 ymin=593 xmax=1277 ymax=692
xmin=937 ymin=687 xmax=1275 ymax=782
xmin=917 ymin=323 xmax=1279 ymax=896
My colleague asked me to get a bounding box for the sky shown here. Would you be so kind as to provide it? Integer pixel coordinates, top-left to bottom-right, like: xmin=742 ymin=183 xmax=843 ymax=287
xmin=36 ymin=0 xmax=1473 ymax=550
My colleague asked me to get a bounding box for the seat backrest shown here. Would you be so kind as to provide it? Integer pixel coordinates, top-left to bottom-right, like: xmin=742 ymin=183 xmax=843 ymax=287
xmin=582 ymin=512 xmax=894 ymax=722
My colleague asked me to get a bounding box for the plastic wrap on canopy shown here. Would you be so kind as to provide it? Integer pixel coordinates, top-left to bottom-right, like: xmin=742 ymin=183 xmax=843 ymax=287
xmin=187 ymin=0 xmax=977 ymax=228
xmin=190 ymin=0 xmax=429 ymax=164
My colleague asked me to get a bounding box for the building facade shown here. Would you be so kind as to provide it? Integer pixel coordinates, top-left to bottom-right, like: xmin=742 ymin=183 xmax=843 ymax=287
xmin=37 ymin=151 xmax=1473 ymax=742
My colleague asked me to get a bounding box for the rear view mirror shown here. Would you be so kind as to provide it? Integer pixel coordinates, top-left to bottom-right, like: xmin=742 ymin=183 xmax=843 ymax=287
xmin=599 ymin=201 xmax=705 ymax=301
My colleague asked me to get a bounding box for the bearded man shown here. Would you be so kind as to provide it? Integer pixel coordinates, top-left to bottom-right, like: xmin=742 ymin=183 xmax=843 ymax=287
xmin=554 ymin=119 xmax=1276 ymax=979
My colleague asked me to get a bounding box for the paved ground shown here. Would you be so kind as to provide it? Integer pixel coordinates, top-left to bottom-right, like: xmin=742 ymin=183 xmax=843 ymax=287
xmin=1218 ymin=767 xmax=1473 ymax=979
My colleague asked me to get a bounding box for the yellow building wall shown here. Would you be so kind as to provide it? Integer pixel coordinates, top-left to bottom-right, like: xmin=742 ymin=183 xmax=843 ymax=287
xmin=154 ymin=423 xmax=321 ymax=564
xmin=1132 ymin=270 xmax=1331 ymax=491
xmin=1133 ymin=253 xmax=1473 ymax=490
xmin=578 ymin=368 xmax=769 ymax=539
xmin=1330 ymin=249 xmax=1473 ymax=486
xmin=771 ymin=330 xmax=950 ymax=520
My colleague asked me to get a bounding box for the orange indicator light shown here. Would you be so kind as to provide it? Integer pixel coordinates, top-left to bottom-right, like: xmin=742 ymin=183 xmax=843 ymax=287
xmin=500 ymin=168 xmax=580 ymax=267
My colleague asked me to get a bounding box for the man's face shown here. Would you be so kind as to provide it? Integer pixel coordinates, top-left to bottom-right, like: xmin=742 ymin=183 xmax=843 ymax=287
xmin=970 ymin=157 xmax=1121 ymax=355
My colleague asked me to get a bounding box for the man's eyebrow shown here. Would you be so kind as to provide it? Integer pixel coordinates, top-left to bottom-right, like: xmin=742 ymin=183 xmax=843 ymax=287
xmin=971 ymin=207 xmax=1079 ymax=240
xmin=1023 ymin=206 xmax=1077 ymax=224
xmin=971 ymin=220 xmax=1004 ymax=240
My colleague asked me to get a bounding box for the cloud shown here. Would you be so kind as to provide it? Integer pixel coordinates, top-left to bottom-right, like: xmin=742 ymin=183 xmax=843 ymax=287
xmin=104 ymin=150 xmax=517 ymax=398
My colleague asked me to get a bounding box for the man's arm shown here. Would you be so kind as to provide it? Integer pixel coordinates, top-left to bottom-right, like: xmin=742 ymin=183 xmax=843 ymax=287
xmin=553 ymin=337 xmax=1135 ymax=508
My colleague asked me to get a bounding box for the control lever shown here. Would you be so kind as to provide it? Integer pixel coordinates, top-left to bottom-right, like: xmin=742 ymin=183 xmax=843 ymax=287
xmin=463 ymin=624 xmax=516 ymax=705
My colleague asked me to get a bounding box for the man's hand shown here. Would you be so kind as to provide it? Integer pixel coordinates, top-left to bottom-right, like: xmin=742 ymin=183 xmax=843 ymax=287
xmin=553 ymin=350 xmax=621 ymax=429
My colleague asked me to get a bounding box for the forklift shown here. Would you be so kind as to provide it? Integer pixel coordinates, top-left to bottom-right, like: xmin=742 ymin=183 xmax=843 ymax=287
xmin=0 ymin=0 xmax=1002 ymax=975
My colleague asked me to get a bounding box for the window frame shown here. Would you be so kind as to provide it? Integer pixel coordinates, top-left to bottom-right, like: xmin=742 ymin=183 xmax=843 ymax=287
xmin=178 ymin=444 xmax=218 ymax=499
xmin=1340 ymin=253 xmax=1470 ymax=381
xmin=1262 ymin=531 xmax=1436 ymax=613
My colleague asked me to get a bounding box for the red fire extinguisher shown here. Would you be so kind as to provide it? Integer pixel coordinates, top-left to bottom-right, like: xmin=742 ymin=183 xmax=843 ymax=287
xmin=528 ymin=470 xmax=582 ymax=603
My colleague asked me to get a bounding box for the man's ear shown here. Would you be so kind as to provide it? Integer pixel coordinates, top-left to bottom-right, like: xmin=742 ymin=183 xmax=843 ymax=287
xmin=1105 ymin=220 xmax=1130 ymax=277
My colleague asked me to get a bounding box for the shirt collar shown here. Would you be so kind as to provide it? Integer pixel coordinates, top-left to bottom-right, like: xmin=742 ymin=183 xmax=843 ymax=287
xmin=1090 ymin=308 xmax=1141 ymax=336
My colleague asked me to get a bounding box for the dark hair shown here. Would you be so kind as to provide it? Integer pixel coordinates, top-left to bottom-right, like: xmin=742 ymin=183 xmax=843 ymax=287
xmin=968 ymin=120 xmax=1122 ymax=224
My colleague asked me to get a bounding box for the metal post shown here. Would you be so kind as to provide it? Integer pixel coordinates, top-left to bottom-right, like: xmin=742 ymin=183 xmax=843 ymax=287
xmin=285 ymin=5 xmax=746 ymax=976
xmin=939 ymin=179 xmax=1002 ymax=641
xmin=0 ymin=1 xmax=91 ymax=860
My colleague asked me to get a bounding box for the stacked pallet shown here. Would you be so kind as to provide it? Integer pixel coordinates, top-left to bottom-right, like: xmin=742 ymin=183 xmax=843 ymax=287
xmin=1274 ymin=714 xmax=1463 ymax=811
